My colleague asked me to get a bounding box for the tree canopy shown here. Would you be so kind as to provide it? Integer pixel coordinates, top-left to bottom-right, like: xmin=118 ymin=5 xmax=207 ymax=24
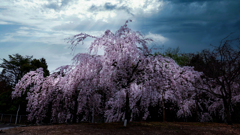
xmin=0 ymin=53 xmax=49 ymax=87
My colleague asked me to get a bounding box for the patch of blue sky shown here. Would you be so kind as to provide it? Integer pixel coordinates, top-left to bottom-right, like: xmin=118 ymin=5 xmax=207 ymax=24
xmin=0 ymin=24 xmax=22 ymax=33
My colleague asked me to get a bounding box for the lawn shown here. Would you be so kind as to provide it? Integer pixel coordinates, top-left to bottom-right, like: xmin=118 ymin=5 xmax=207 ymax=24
xmin=2 ymin=121 xmax=240 ymax=135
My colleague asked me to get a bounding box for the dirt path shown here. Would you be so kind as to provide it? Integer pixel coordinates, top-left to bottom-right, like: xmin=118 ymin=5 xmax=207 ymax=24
xmin=0 ymin=124 xmax=20 ymax=131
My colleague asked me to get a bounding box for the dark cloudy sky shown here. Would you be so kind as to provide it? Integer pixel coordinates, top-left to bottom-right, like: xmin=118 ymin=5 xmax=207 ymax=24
xmin=0 ymin=0 xmax=239 ymax=73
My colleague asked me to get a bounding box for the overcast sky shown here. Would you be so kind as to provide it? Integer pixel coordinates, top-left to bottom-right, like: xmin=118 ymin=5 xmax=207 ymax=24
xmin=0 ymin=0 xmax=239 ymax=73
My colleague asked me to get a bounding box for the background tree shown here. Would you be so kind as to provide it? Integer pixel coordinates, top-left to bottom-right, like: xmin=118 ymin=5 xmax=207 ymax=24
xmin=31 ymin=58 xmax=50 ymax=77
xmin=0 ymin=73 xmax=12 ymax=94
xmin=152 ymin=47 xmax=208 ymax=122
xmin=0 ymin=54 xmax=50 ymax=115
xmin=153 ymin=46 xmax=195 ymax=67
xmin=0 ymin=54 xmax=32 ymax=87
xmin=0 ymin=74 xmax=14 ymax=113
xmin=154 ymin=45 xmax=237 ymax=123
xmin=187 ymin=33 xmax=240 ymax=125
xmin=0 ymin=54 xmax=49 ymax=87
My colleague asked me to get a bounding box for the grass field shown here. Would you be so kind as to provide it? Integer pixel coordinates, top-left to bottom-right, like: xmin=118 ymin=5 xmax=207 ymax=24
xmin=2 ymin=121 xmax=240 ymax=135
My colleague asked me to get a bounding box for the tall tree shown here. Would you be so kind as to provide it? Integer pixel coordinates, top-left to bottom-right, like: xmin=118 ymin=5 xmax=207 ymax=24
xmin=183 ymin=51 xmax=221 ymax=122
xmin=0 ymin=54 xmax=32 ymax=87
xmin=0 ymin=72 xmax=12 ymax=94
xmin=0 ymin=54 xmax=49 ymax=87
xmin=157 ymin=46 xmax=233 ymax=122
xmin=11 ymin=20 xmax=192 ymax=124
xmin=31 ymin=58 xmax=50 ymax=77
xmin=188 ymin=33 xmax=240 ymax=125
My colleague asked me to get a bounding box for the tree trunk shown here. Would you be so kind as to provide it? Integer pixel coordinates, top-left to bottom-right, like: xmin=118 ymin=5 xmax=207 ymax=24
xmin=92 ymin=103 xmax=95 ymax=123
xmin=225 ymin=105 xmax=232 ymax=125
xmin=195 ymin=96 xmax=199 ymax=122
xmin=162 ymin=94 xmax=166 ymax=122
xmin=72 ymin=90 xmax=79 ymax=123
xmin=72 ymin=100 xmax=78 ymax=123
xmin=125 ymin=90 xmax=130 ymax=123
xmin=103 ymin=93 xmax=106 ymax=123
xmin=223 ymin=99 xmax=232 ymax=125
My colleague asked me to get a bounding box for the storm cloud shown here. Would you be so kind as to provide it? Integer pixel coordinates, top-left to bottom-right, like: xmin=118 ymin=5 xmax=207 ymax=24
xmin=0 ymin=0 xmax=239 ymax=72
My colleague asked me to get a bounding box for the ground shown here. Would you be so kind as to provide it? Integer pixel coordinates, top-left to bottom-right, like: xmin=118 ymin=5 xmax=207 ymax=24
xmin=1 ymin=122 xmax=240 ymax=135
